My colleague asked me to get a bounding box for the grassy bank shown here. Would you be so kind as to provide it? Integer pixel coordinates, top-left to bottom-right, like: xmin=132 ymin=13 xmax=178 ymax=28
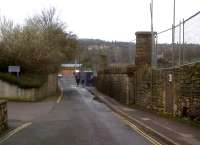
xmin=0 ymin=72 xmax=47 ymax=89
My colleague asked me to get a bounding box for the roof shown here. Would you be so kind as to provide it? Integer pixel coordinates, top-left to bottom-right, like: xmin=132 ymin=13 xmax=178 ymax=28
xmin=61 ymin=64 xmax=82 ymax=68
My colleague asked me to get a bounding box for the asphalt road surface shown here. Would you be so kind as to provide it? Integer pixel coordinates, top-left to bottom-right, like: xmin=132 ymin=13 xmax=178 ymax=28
xmin=1 ymin=76 xmax=153 ymax=145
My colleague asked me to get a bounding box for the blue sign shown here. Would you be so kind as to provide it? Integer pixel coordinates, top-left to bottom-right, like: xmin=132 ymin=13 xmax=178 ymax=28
xmin=8 ymin=66 xmax=20 ymax=73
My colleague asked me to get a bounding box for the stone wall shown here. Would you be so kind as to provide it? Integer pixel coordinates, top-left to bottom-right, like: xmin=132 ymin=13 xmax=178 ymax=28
xmin=96 ymin=65 xmax=130 ymax=104
xmin=174 ymin=64 xmax=200 ymax=120
xmin=135 ymin=65 xmax=152 ymax=108
xmin=0 ymin=101 xmax=7 ymax=134
xmin=96 ymin=30 xmax=200 ymax=121
xmin=0 ymin=74 xmax=58 ymax=101
xmin=96 ymin=65 xmax=165 ymax=112
xmin=96 ymin=63 xmax=200 ymax=120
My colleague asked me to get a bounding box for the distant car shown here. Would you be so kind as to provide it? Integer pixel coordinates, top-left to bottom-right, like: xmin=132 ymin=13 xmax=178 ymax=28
xmin=57 ymin=74 xmax=63 ymax=78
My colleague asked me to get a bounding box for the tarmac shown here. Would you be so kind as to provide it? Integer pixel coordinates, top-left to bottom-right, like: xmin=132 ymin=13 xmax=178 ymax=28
xmin=2 ymin=81 xmax=154 ymax=145
xmin=87 ymin=87 xmax=200 ymax=145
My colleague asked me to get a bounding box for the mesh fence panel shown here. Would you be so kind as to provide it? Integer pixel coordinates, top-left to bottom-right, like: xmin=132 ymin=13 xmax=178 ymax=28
xmin=174 ymin=23 xmax=182 ymax=66
xmin=156 ymin=11 xmax=200 ymax=69
xmin=183 ymin=13 xmax=200 ymax=64
xmin=156 ymin=28 xmax=172 ymax=68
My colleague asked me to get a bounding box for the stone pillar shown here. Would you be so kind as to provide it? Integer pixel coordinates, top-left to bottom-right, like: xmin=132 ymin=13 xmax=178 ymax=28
xmin=135 ymin=31 xmax=154 ymax=66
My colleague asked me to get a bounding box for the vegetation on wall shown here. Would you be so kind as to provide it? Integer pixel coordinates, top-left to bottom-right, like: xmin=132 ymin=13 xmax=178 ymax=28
xmin=0 ymin=72 xmax=46 ymax=88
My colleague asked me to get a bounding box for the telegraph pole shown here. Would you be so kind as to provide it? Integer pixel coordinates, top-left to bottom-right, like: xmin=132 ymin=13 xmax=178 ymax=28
xmin=150 ymin=0 xmax=155 ymax=67
xmin=172 ymin=0 xmax=176 ymax=116
xmin=172 ymin=0 xmax=176 ymax=67
xmin=150 ymin=0 xmax=154 ymax=109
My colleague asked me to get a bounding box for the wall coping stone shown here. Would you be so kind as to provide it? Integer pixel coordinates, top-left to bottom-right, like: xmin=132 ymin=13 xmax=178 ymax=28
xmin=0 ymin=100 xmax=7 ymax=104
xmin=135 ymin=31 xmax=157 ymax=35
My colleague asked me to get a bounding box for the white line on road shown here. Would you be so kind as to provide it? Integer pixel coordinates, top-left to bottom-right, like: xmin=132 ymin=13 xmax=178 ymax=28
xmin=0 ymin=122 xmax=32 ymax=144
xmin=57 ymin=87 xmax=64 ymax=104
xmin=56 ymin=96 xmax=63 ymax=104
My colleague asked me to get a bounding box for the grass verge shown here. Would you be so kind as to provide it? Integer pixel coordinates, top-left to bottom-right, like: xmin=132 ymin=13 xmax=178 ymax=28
xmin=0 ymin=72 xmax=47 ymax=89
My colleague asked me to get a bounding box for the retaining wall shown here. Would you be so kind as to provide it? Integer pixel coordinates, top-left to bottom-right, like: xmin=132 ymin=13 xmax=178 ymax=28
xmin=0 ymin=74 xmax=58 ymax=101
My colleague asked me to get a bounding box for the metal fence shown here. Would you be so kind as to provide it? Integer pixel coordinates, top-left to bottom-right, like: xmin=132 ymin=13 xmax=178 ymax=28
xmin=155 ymin=11 xmax=200 ymax=69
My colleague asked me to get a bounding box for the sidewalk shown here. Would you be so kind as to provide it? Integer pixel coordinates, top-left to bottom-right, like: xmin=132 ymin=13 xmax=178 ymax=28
xmin=87 ymin=87 xmax=200 ymax=145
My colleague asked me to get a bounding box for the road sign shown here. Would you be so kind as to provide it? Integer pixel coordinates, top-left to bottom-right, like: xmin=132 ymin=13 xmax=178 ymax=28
xmin=8 ymin=66 xmax=20 ymax=73
xmin=8 ymin=66 xmax=20 ymax=78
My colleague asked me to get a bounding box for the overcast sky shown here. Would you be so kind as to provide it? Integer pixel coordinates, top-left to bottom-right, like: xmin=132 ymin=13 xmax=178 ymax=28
xmin=0 ymin=0 xmax=200 ymax=42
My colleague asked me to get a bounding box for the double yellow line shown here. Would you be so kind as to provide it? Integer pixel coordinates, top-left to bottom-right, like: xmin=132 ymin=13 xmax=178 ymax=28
xmin=113 ymin=112 xmax=162 ymax=145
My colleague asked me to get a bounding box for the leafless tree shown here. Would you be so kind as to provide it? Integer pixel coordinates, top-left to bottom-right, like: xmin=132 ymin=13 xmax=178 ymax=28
xmin=0 ymin=7 xmax=77 ymax=74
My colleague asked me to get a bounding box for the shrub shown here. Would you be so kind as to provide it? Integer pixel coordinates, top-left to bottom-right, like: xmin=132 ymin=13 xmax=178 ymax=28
xmin=0 ymin=7 xmax=77 ymax=74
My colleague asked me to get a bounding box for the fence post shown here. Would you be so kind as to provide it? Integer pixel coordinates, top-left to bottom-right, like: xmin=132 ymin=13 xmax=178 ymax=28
xmin=155 ymin=34 xmax=158 ymax=68
xmin=172 ymin=24 xmax=175 ymax=67
xmin=178 ymin=21 xmax=182 ymax=66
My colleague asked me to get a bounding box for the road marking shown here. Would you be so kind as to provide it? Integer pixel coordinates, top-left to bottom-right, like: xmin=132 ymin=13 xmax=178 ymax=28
xmin=113 ymin=112 xmax=162 ymax=145
xmin=0 ymin=122 xmax=32 ymax=144
xmin=70 ymin=85 xmax=77 ymax=88
xmin=141 ymin=117 xmax=151 ymax=121
xmin=57 ymin=87 xmax=64 ymax=104
xmin=56 ymin=96 xmax=63 ymax=103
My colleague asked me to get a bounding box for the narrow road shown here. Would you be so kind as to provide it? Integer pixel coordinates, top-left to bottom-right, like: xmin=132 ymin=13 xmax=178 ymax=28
xmin=1 ymin=76 xmax=153 ymax=145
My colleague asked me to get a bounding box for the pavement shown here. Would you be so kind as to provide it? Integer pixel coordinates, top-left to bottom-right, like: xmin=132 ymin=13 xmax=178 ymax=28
xmin=0 ymin=76 xmax=155 ymax=145
xmin=87 ymin=87 xmax=200 ymax=145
